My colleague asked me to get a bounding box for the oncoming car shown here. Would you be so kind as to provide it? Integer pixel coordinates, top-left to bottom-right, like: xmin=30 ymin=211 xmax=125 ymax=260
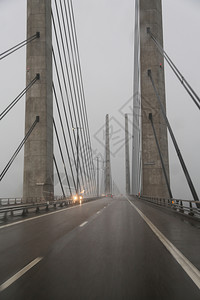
xmin=73 ymin=194 xmax=83 ymax=204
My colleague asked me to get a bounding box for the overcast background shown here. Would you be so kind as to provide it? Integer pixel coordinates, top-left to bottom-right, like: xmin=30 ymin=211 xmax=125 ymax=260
xmin=0 ymin=0 xmax=199 ymax=199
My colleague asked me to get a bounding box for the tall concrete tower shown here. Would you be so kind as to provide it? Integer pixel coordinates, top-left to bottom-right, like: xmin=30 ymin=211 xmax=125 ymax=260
xmin=23 ymin=0 xmax=53 ymax=202
xmin=125 ymin=114 xmax=130 ymax=195
xmin=105 ymin=114 xmax=111 ymax=195
xmin=140 ymin=0 xmax=170 ymax=197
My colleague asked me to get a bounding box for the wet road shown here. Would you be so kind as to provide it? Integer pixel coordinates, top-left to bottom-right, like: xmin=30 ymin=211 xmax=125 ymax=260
xmin=0 ymin=196 xmax=200 ymax=299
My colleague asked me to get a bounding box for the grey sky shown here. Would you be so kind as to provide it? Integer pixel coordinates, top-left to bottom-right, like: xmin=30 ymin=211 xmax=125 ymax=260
xmin=0 ymin=0 xmax=200 ymax=199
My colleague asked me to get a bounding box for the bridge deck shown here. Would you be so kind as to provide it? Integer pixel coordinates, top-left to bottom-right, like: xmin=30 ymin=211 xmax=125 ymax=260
xmin=0 ymin=196 xmax=200 ymax=299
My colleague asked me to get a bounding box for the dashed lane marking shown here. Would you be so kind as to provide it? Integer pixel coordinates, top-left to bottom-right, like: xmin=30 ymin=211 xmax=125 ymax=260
xmin=79 ymin=221 xmax=88 ymax=227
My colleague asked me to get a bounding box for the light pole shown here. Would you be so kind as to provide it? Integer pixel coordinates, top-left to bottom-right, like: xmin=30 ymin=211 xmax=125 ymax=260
xmin=96 ymin=157 xmax=99 ymax=197
xmin=94 ymin=157 xmax=105 ymax=197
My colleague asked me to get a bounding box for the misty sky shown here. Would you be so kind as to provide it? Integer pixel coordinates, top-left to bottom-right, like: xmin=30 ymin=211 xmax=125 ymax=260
xmin=0 ymin=0 xmax=200 ymax=199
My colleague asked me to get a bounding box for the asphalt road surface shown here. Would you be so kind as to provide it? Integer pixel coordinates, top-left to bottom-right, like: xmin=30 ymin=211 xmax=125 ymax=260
xmin=0 ymin=196 xmax=200 ymax=299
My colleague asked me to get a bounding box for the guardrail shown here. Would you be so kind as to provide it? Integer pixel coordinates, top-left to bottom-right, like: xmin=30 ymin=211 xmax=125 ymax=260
xmin=0 ymin=196 xmax=102 ymax=222
xmin=0 ymin=196 xmax=64 ymax=206
xmin=136 ymin=195 xmax=200 ymax=219
xmin=0 ymin=198 xmax=22 ymax=206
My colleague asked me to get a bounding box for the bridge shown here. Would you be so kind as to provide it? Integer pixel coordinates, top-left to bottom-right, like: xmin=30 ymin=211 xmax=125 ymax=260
xmin=0 ymin=0 xmax=200 ymax=299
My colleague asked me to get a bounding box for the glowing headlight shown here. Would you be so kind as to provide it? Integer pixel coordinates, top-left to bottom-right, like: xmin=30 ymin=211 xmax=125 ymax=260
xmin=73 ymin=196 xmax=77 ymax=201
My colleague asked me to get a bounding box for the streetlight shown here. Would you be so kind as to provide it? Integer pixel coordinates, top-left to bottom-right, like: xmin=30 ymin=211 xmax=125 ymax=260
xmin=94 ymin=157 xmax=99 ymax=197
xmin=94 ymin=157 xmax=104 ymax=197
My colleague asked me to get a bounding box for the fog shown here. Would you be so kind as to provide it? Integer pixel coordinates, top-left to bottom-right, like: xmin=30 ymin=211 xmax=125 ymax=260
xmin=0 ymin=0 xmax=199 ymax=199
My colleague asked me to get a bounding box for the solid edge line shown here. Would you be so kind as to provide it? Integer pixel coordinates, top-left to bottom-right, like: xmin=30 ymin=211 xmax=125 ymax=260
xmin=127 ymin=197 xmax=200 ymax=290
xmin=0 ymin=257 xmax=43 ymax=292
xmin=0 ymin=200 xmax=99 ymax=230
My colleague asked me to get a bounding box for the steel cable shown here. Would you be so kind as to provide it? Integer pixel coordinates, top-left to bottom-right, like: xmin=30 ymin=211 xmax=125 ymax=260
xmin=148 ymin=29 xmax=200 ymax=110
xmin=58 ymin=0 xmax=94 ymax=195
xmin=53 ymin=119 xmax=72 ymax=196
xmin=148 ymin=70 xmax=199 ymax=205
xmin=0 ymin=32 xmax=40 ymax=60
xmin=0 ymin=74 xmax=40 ymax=121
xmin=0 ymin=116 xmax=39 ymax=181
xmin=53 ymin=2 xmax=90 ymax=193
xmin=52 ymin=12 xmax=86 ymax=191
xmin=53 ymin=82 xmax=76 ymax=190
xmin=68 ymin=0 xmax=97 ymax=194
xmin=53 ymin=154 xmax=65 ymax=197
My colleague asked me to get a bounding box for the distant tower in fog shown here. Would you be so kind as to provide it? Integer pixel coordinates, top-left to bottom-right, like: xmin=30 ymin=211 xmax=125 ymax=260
xmin=125 ymin=114 xmax=130 ymax=195
xmin=105 ymin=114 xmax=111 ymax=195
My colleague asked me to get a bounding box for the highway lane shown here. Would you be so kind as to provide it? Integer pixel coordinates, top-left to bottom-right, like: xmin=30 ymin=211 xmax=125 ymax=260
xmin=0 ymin=198 xmax=113 ymax=285
xmin=0 ymin=196 xmax=200 ymax=299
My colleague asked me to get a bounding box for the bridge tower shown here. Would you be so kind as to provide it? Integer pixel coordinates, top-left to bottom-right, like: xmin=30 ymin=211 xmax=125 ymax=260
xmin=125 ymin=114 xmax=130 ymax=195
xmin=23 ymin=0 xmax=53 ymax=202
xmin=105 ymin=114 xmax=111 ymax=195
xmin=139 ymin=0 xmax=170 ymax=197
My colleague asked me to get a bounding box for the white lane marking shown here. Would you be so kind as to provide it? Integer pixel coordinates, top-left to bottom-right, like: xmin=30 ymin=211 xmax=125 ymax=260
xmin=79 ymin=221 xmax=88 ymax=227
xmin=0 ymin=257 xmax=43 ymax=292
xmin=127 ymin=198 xmax=200 ymax=290
xmin=0 ymin=200 xmax=99 ymax=230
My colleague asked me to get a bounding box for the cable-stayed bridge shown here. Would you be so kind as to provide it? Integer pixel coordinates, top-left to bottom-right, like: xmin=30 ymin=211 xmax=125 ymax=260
xmin=0 ymin=1 xmax=200 ymax=299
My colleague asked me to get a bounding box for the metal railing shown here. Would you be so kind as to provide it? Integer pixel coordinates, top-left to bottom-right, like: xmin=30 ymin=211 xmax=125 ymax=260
xmin=0 ymin=196 xmax=102 ymax=222
xmin=137 ymin=195 xmax=200 ymax=219
xmin=0 ymin=197 xmax=61 ymax=206
xmin=0 ymin=198 xmax=22 ymax=206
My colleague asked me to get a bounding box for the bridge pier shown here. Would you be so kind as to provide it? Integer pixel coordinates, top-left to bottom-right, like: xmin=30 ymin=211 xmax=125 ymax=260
xmin=105 ymin=114 xmax=111 ymax=195
xmin=125 ymin=114 xmax=130 ymax=195
xmin=23 ymin=0 xmax=53 ymax=202
xmin=139 ymin=0 xmax=170 ymax=198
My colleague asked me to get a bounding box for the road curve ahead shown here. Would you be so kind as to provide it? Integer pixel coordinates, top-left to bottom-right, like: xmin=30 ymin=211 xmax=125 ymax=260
xmin=0 ymin=196 xmax=200 ymax=300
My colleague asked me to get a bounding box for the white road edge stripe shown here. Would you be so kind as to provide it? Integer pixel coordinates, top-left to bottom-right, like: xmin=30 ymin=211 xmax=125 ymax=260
xmin=0 ymin=257 xmax=43 ymax=292
xmin=80 ymin=221 xmax=88 ymax=227
xmin=126 ymin=197 xmax=200 ymax=290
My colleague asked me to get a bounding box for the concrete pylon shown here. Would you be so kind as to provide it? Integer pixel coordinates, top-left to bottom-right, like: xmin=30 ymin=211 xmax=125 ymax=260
xmin=105 ymin=114 xmax=111 ymax=195
xmin=23 ymin=0 xmax=53 ymax=202
xmin=140 ymin=0 xmax=170 ymax=198
xmin=125 ymin=114 xmax=130 ymax=195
